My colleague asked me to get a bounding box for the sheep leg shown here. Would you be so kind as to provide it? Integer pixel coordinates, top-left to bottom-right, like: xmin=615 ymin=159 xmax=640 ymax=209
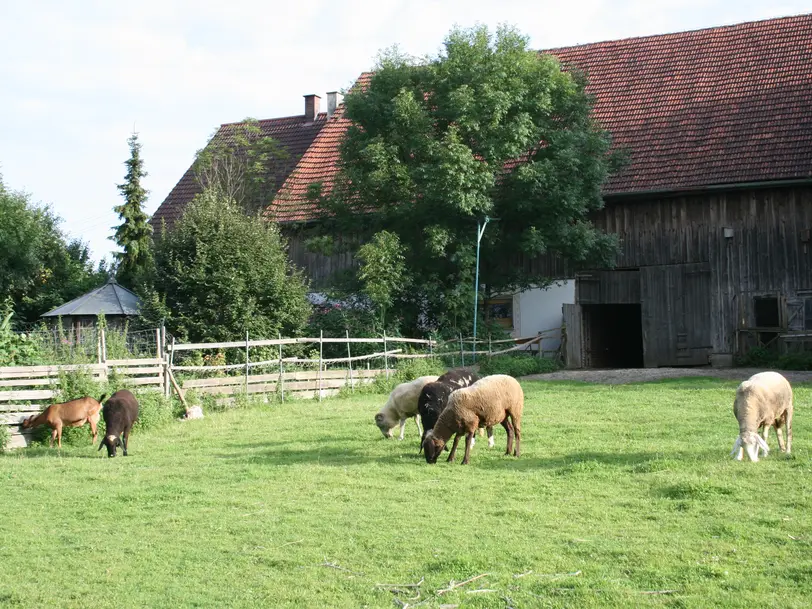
xmin=786 ymin=410 xmax=793 ymax=454
xmin=49 ymin=428 xmax=56 ymax=449
xmin=122 ymin=431 xmax=129 ymax=456
xmin=512 ymin=415 xmax=521 ymax=458
xmin=447 ymin=433 xmax=462 ymax=462
xmin=56 ymin=423 xmax=63 ymax=449
xmin=397 ymin=418 xmax=407 ymax=441
xmin=773 ymin=421 xmax=786 ymax=453
xmin=89 ymin=418 xmax=98 ymax=445
xmin=414 ymin=415 xmax=422 ymax=438
xmin=462 ymin=432 xmax=475 ymax=465
xmin=501 ymin=419 xmax=514 ymax=456
xmin=486 ymin=426 xmax=495 ymax=448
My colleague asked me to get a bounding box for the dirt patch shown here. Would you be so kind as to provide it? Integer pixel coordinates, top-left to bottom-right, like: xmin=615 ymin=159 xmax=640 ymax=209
xmin=521 ymin=367 xmax=812 ymax=385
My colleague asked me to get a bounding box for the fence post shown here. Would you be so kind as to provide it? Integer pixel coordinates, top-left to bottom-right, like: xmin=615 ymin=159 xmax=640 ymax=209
xmin=346 ymin=329 xmax=354 ymax=392
xmin=96 ymin=329 xmax=102 ymax=364
xmin=100 ymin=327 xmax=107 ymax=363
xmin=161 ymin=325 xmax=169 ymax=398
xmin=278 ymin=332 xmax=284 ymax=403
xmin=383 ymin=331 xmax=390 ymax=379
xmin=318 ymin=330 xmax=323 ymax=402
xmin=459 ymin=333 xmax=465 ymax=368
xmin=155 ymin=328 xmax=161 ymax=359
xmin=245 ymin=331 xmax=250 ymax=396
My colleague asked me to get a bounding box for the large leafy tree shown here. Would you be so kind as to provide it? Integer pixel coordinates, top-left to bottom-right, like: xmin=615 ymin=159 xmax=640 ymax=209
xmin=113 ymin=132 xmax=153 ymax=289
xmin=356 ymin=230 xmax=406 ymax=331
xmin=315 ymin=25 xmax=622 ymax=333
xmin=140 ymin=189 xmax=311 ymax=343
xmin=0 ymin=175 xmax=108 ymax=322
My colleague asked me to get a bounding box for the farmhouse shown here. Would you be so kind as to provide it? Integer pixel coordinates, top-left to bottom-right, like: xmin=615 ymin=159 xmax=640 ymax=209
xmin=151 ymin=13 xmax=812 ymax=368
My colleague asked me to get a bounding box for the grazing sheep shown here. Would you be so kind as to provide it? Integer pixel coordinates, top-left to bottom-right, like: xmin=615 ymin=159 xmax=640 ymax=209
xmin=98 ymin=390 xmax=140 ymax=458
xmin=731 ymin=371 xmax=793 ymax=462
xmin=418 ymin=369 xmax=493 ymax=451
xmin=21 ymin=395 xmax=105 ymax=449
xmin=374 ymin=376 xmax=439 ymax=440
xmin=423 ymin=374 xmax=523 ymax=465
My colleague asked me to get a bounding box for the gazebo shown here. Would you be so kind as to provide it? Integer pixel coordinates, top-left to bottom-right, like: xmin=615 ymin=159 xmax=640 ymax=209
xmin=41 ymin=278 xmax=141 ymax=332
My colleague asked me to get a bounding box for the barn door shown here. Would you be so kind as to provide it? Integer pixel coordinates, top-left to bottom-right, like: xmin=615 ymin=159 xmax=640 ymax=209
xmin=640 ymin=263 xmax=712 ymax=367
xmin=562 ymin=303 xmax=582 ymax=369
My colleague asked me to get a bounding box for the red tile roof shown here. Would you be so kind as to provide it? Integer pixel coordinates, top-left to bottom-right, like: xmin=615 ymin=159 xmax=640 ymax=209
xmin=267 ymin=13 xmax=812 ymax=223
xmin=150 ymin=113 xmax=329 ymax=229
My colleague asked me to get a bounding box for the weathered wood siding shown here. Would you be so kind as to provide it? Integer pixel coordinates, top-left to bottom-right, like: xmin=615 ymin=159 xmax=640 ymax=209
xmin=284 ymin=230 xmax=357 ymax=289
xmin=560 ymin=185 xmax=812 ymax=365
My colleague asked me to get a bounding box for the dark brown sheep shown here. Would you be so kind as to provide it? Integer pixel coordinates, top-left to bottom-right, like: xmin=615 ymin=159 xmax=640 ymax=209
xmin=98 ymin=390 xmax=140 ymax=458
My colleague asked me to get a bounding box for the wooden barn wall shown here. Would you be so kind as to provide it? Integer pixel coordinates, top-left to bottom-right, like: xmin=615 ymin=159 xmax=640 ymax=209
xmin=564 ymin=186 xmax=812 ymax=356
xmin=283 ymin=230 xmax=357 ymax=289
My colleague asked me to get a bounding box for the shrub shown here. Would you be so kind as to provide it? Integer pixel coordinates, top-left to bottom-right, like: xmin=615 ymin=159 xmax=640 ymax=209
xmin=735 ymin=346 xmax=812 ymax=371
xmin=478 ymin=353 xmax=559 ymax=377
xmin=0 ymin=424 xmax=10 ymax=452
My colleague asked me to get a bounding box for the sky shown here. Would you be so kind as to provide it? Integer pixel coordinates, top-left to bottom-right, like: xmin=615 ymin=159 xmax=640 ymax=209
xmin=1 ymin=0 xmax=810 ymax=264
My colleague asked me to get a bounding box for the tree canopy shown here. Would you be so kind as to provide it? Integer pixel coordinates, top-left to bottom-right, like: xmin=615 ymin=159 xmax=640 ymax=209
xmin=314 ymin=24 xmax=622 ymax=333
xmin=113 ymin=132 xmax=153 ymax=290
xmin=0 ymin=175 xmax=108 ymax=323
xmin=141 ymin=189 xmax=311 ymax=343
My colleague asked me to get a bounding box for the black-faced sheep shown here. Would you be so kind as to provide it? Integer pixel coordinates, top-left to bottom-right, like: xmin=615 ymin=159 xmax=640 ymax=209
xmin=98 ymin=390 xmax=140 ymax=458
xmin=731 ymin=371 xmax=793 ymax=462
xmin=374 ymin=376 xmax=439 ymax=440
xmin=418 ymin=369 xmax=493 ymax=451
xmin=423 ymin=374 xmax=523 ymax=465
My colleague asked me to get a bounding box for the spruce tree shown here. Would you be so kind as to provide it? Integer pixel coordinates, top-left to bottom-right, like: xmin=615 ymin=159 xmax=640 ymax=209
xmin=113 ymin=132 xmax=153 ymax=289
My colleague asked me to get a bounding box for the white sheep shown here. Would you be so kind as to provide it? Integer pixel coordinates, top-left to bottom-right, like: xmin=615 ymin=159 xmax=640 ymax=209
xmin=422 ymin=374 xmax=524 ymax=465
xmin=730 ymin=371 xmax=794 ymax=462
xmin=374 ymin=375 xmax=440 ymax=440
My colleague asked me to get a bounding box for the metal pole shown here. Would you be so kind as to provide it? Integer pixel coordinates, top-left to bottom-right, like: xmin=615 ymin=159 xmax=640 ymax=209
xmin=473 ymin=216 xmax=490 ymax=363
xmin=489 ymin=334 xmax=492 ymax=357
xmin=318 ymin=330 xmax=323 ymax=402
xmin=278 ymin=332 xmax=284 ymax=403
xmin=346 ymin=329 xmax=354 ymax=393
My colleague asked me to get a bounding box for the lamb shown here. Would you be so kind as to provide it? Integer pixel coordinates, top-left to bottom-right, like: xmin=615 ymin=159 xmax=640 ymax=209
xmin=98 ymin=390 xmax=140 ymax=458
xmin=423 ymin=374 xmax=523 ymax=465
xmin=730 ymin=371 xmax=793 ymax=462
xmin=21 ymin=394 xmax=105 ymax=448
xmin=418 ymin=369 xmax=493 ymax=450
xmin=374 ymin=375 xmax=439 ymax=440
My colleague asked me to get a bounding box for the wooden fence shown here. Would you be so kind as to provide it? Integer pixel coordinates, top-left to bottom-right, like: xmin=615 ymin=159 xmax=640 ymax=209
xmin=1 ymin=328 xmax=556 ymax=449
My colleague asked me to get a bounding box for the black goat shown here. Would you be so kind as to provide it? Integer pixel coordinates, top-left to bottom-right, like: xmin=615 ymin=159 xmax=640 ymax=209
xmin=418 ymin=369 xmax=483 ymax=451
xmin=98 ymin=390 xmax=140 ymax=458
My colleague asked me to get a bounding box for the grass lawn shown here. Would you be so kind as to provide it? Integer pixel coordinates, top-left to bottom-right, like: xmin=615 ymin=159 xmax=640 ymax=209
xmin=1 ymin=378 xmax=811 ymax=608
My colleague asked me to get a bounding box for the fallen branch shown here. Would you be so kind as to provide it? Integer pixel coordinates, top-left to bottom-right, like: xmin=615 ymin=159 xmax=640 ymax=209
xmin=639 ymin=590 xmax=678 ymax=595
xmin=466 ymin=589 xmax=497 ymax=594
xmin=538 ymin=570 xmax=582 ymax=579
xmin=375 ymin=577 xmax=424 ymax=589
xmin=513 ymin=570 xmax=533 ymax=578
xmin=277 ymin=539 xmax=303 ymax=548
xmin=437 ymin=573 xmax=489 ymax=595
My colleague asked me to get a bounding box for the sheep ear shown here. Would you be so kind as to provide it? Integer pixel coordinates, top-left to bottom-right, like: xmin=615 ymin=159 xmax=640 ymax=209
xmin=756 ymin=435 xmax=770 ymax=454
xmin=98 ymin=441 xmax=104 ymax=451
xmin=730 ymin=436 xmax=742 ymax=457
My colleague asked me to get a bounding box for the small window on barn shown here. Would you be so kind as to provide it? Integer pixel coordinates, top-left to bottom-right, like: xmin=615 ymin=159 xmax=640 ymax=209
xmin=754 ymin=296 xmax=780 ymax=328
xmin=805 ymin=298 xmax=812 ymax=331
xmin=486 ymin=297 xmax=513 ymax=330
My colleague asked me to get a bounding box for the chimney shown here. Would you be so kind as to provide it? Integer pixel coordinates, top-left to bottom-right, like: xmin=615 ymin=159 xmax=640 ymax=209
xmin=304 ymin=94 xmax=321 ymax=121
xmin=326 ymin=91 xmax=344 ymax=117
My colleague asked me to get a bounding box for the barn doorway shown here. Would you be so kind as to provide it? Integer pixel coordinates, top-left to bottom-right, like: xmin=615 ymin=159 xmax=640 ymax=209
xmin=582 ymin=304 xmax=644 ymax=368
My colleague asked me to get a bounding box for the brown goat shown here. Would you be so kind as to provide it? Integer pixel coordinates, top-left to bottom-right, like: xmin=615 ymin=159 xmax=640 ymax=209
xmin=22 ymin=394 xmax=105 ymax=449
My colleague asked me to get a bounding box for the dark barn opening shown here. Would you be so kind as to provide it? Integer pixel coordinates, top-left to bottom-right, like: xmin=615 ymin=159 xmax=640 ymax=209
xmin=754 ymin=296 xmax=781 ymax=350
xmin=582 ymin=304 xmax=644 ymax=368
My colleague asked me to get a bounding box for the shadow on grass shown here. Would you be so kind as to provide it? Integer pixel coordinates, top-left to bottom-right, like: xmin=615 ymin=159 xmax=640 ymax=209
xmin=456 ymin=450 xmax=665 ymax=471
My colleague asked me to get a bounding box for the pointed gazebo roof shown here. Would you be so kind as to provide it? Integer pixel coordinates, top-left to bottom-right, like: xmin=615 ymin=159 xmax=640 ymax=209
xmin=41 ymin=279 xmax=141 ymax=318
